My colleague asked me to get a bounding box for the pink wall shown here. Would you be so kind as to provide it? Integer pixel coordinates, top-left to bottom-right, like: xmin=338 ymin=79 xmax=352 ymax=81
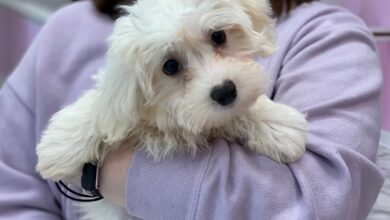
xmin=0 ymin=7 xmax=41 ymax=77
xmin=378 ymin=42 xmax=390 ymax=131
xmin=344 ymin=0 xmax=390 ymax=131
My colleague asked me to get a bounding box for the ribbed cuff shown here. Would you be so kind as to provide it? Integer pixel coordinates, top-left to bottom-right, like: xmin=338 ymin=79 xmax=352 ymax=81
xmin=125 ymin=148 xmax=211 ymax=219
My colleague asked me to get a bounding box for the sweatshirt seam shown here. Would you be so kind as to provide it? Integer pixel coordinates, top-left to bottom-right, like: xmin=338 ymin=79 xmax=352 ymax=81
xmin=4 ymin=82 xmax=35 ymax=116
xmin=187 ymin=150 xmax=212 ymax=220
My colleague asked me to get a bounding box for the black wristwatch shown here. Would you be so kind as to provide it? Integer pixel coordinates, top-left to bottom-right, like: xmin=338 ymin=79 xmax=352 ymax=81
xmin=55 ymin=162 xmax=103 ymax=202
xmin=81 ymin=162 xmax=102 ymax=197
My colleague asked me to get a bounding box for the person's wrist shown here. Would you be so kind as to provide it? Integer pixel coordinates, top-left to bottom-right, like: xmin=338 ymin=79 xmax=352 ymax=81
xmin=99 ymin=146 xmax=134 ymax=207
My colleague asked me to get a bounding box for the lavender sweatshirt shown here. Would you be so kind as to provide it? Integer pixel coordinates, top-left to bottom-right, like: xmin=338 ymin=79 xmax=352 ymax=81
xmin=0 ymin=1 xmax=384 ymax=220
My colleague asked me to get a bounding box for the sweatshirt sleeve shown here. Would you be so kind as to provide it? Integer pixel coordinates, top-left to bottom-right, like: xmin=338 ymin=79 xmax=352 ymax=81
xmin=125 ymin=4 xmax=384 ymax=220
xmin=0 ymin=39 xmax=62 ymax=219
xmin=0 ymin=2 xmax=115 ymax=219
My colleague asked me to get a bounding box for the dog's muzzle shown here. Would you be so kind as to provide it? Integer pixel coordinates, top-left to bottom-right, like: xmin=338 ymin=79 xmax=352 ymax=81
xmin=210 ymin=80 xmax=237 ymax=106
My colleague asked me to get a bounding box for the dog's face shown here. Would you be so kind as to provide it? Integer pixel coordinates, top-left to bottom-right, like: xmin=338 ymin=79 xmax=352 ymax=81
xmin=97 ymin=0 xmax=276 ymax=138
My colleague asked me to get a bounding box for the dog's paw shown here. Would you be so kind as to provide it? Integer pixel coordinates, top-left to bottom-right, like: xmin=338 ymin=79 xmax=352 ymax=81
xmin=36 ymin=112 xmax=97 ymax=181
xmin=245 ymin=96 xmax=308 ymax=163
xmin=36 ymin=143 xmax=84 ymax=181
xmin=263 ymin=131 xmax=306 ymax=163
xmin=247 ymin=120 xmax=306 ymax=163
xmin=36 ymin=91 xmax=103 ymax=181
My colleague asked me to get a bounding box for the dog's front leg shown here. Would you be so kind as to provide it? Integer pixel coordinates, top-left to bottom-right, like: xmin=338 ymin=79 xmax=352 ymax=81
xmin=239 ymin=95 xmax=308 ymax=163
xmin=79 ymin=200 xmax=131 ymax=220
xmin=36 ymin=90 xmax=103 ymax=181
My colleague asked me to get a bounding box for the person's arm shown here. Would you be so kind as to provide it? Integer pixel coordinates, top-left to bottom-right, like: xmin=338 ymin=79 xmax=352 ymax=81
xmin=0 ymin=37 xmax=62 ymax=219
xmin=101 ymin=4 xmax=384 ymax=220
xmin=0 ymin=2 xmax=113 ymax=218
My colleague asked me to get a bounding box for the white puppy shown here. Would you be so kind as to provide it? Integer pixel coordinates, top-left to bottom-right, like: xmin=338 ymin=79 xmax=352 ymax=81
xmin=36 ymin=0 xmax=307 ymax=219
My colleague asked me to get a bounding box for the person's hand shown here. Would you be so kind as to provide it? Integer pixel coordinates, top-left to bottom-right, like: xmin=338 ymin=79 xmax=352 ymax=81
xmin=99 ymin=145 xmax=134 ymax=207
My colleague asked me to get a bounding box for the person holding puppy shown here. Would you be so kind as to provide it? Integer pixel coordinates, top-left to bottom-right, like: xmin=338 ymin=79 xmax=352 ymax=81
xmin=0 ymin=0 xmax=383 ymax=219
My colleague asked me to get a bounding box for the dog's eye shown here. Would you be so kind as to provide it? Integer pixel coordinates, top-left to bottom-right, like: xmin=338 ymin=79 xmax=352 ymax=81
xmin=163 ymin=59 xmax=181 ymax=76
xmin=211 ymin=30 xmax=226 ymax=46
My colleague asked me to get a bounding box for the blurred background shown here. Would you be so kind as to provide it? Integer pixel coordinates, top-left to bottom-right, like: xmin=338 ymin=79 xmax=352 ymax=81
xmin=0 ymin=0 xmax=389 ymax=219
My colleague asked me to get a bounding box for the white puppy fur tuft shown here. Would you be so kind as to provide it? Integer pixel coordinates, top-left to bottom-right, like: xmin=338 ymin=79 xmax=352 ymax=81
xmin=36 ymin=0 xmax=307 ymax=219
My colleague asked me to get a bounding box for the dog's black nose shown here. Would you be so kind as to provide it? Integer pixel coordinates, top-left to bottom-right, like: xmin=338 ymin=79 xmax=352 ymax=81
xmin=210 ymin=80 xmax=237 ymax=106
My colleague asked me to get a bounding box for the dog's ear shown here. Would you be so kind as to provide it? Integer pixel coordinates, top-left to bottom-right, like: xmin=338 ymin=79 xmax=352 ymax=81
xmin=238 ymin=0 xmax=277 ymax=56
xmin=90 ymin=14 xmax=148 ymax=144
xmin=92 ymin=64 xmax=141 ymax=144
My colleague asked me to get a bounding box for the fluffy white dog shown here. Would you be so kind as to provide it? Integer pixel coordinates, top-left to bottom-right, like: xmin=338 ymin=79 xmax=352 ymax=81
xmin=36 ymin=0 xmax=307 ymax=219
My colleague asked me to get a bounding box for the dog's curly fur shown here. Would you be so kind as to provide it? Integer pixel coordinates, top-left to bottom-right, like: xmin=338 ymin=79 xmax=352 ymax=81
xmin=36 ymin=0 xmax=307 ymax=219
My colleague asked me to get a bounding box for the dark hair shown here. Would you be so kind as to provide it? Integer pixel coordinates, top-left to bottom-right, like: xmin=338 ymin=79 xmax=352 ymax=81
xmin=92 ymin=0 xmax=314 ymax=19
xmin=270 ymin=0 xmax=314 ymax=17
